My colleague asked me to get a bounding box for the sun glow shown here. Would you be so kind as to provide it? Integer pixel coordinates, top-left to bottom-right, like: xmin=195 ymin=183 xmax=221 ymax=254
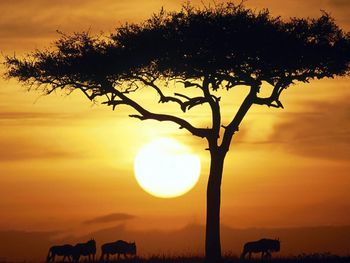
xmin=134 ymin=138 xmax=201 ymax=198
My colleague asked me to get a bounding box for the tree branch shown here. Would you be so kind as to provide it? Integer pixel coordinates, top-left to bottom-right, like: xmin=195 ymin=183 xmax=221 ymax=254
xmin=213 ymin=72 xmax=260 ymax=89
xmin=135 ymin=76 xmax=187 ymax=111
xmin=104 ymin=85 xmax=210 ymax=138
xmin=174 ymin=92 xmax=209 ymax=111
xmin=253 ymin=80 xmax=289 ymax=109
xmin=202 ymin=76 xmax=221 ymax=145
xmin=177 ymin=79 xmax=203 ymax=89
xmin=220 ymin=89 xmax=254 ymax=153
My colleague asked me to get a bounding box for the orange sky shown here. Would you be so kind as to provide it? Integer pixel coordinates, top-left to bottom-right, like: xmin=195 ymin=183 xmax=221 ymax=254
xmin=0 ymin=0 xmax=350 ymax=258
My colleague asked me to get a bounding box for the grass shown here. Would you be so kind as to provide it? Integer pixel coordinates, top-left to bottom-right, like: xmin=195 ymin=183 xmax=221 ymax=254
xmin=3 ymin=254 xmax=350 ymax=263
xmin=85 ymin=253 xmax=350 ymax=263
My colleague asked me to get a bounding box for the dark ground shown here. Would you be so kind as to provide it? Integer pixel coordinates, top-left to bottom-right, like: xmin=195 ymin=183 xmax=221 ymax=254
xmin=96 ymin=254 xmax=350 ymax=263
xmin=8 ymin=254 xmax=349 ymax=263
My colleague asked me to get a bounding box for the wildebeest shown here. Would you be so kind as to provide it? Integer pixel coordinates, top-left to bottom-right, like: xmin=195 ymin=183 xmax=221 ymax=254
xmin=72 ymin=239 xmax=96 ymax=262
xmin=100 ymin=240 xmax=136 ymax=260
xmin=47 ymin=244 xmax=74 ymax=262
xmin=240 ymin=238 xmax=280 ymax=260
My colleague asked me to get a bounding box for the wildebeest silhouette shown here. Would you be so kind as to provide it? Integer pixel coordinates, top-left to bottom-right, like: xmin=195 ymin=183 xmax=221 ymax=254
xmin=240 ymin=238 xmax=280 ymax=260
xmin=100 ymin=240 xmax=136 ymax=260
xmin=72 ymin=239 xmax=96 ymax=262
xmin=47 ymin=244 xmax=74 ymax=262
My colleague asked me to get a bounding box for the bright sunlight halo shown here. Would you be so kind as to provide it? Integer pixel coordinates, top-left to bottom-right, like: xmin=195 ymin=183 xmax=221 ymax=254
xmin=134 ymin=138 xmax=201 ymax=198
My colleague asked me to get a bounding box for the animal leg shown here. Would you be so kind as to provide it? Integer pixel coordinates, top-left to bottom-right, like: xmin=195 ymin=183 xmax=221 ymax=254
xmin=46 ymin=251 xmax=52 ymax=262
xmin=265 ymin=251 xmax=271 ymax=260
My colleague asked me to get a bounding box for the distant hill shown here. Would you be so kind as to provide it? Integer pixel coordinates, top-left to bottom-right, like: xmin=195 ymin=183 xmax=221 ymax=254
xmin=1 ymin=225 xmax=349 ymax=261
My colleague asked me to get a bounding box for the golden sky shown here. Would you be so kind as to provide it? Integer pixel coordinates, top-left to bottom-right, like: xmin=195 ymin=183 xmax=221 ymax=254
xmin=0 ymin=0 xmax=350 ymax=257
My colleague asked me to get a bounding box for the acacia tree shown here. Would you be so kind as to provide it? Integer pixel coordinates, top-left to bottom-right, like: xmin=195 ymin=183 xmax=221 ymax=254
xmin=5 ymin=3 xmax=350 ymax=262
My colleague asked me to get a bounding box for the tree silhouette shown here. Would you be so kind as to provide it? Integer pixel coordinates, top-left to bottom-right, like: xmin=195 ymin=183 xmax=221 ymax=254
xmin=5 ymin=2 xmax=350 ymax=262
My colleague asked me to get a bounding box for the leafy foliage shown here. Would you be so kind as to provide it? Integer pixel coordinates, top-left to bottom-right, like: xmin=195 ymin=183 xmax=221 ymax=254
xmin=5 ymin=1 xmax=350 ymax=146
xmin=6 ymin=3 xmax=350 ymax=91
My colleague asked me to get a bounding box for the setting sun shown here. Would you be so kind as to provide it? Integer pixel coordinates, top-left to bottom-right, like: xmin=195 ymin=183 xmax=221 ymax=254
xmin=134 ymin=138 xmax=201 ymax=198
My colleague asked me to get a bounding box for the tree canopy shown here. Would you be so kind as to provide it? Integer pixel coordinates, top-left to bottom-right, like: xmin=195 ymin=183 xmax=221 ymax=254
xmin=6 ymin=3 xmax=350 ymax=112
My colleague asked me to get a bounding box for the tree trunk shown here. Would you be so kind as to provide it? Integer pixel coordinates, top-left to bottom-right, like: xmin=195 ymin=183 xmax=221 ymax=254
xmin=205 ymin=149 xmax=225 ymax=262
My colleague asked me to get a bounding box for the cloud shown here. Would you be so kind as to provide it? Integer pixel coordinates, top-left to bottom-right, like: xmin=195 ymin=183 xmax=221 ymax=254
xmin=0 ymin=139 xmax=80 ymax=161
xmin=0 ymin=1 xmax=118 ymax=52
xmin=0 ymin=0 xmax=179 ymax=48
xmin=267 ymin=97 xmax=350 ymax=160
xmin=0 ymin=121 xmax=86 ymax=161
xmin=0 ymin=111 xmax=63 ymax=120
xmin=83 ymin=213 xmax=136 ymax=225
xmin=328 ymin=0 xmax=350 ymax=7
xmin=0 ymin=108 xmax=118 ymax=123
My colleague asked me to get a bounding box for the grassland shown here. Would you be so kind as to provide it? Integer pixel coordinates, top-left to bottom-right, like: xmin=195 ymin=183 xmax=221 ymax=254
xmin=126 ymin=254 xmax=350 ymax=263
xmin=54 ymin=254 xmax=350 ymax=263
xmin=2 ymin=254 xmax=350 ymax=263
xmin=98 ymin=254 xmax=350 ymax=263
